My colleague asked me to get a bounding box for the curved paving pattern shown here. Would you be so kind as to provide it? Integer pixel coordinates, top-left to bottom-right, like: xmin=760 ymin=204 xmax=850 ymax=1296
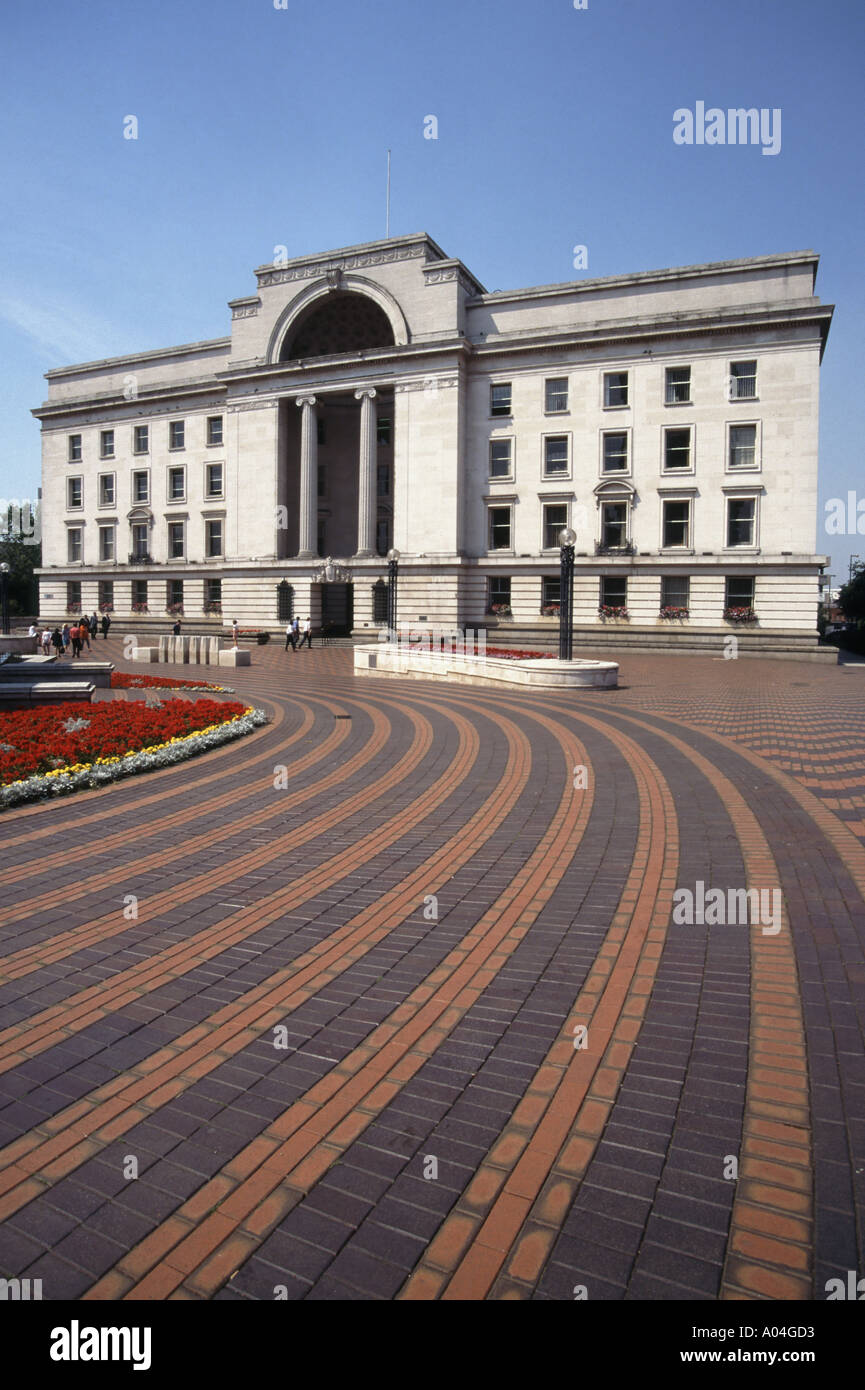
xmin=0 ymin=641 xmax=862 ymax=1302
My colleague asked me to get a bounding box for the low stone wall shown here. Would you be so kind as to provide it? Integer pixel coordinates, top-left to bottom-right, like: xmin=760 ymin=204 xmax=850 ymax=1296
xmin=353 ymin=645 xmax=618 ymax=690
xmin=0 ymin=660 xmax=114 ymax=688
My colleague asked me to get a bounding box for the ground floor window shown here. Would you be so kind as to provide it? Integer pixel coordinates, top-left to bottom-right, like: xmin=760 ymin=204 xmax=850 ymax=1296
xmin=66 ymin=580 xmax=81 ymax=613
xmin=725 ymin=575 xmax=755 ymax=617
xmin=167 ymin=580 xmax=184 ymax=614
xmin=372 ymin=579 xmax=389 ymax=623
xmin=541 ymin=576 xmax=560 ymax=614
xmin=487 ymin=576 xmax=512 ymax=616
xmin=205 ymin=578 xmax=223 ymax=615
xmin=600 ymin=576 xmax=628 ymax=614
xmin=276 ymin=580 xmax=293 ymax=622
xmin=98 ymin=580 xmax=114 ymax=612
xmin=660 ymin=575 xmax=690 ymax=615
xmin=132 ymin=580 xmax=148 ymax=613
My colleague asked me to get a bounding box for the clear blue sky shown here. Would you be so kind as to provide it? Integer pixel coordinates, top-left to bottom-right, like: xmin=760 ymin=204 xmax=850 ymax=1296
xmin=1 ymin=0 xmax=862 ymax=585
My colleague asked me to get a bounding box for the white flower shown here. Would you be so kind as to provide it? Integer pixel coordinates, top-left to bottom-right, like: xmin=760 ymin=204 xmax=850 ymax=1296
xmin=62 ymin=716 xmax=91 ymax=733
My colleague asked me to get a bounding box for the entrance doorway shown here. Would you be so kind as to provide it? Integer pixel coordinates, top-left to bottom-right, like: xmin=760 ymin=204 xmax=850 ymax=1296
xmin=320 ymin=582 xmax=354 ymax=637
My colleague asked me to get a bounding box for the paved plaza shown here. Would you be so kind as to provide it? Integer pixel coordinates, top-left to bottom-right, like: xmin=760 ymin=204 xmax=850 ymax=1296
xmin=0 ymin=641 xmax=863 ymax=1302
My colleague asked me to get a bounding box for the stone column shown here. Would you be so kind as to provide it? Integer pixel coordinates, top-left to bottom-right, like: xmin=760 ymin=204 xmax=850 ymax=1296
xmin=354 ymin=388 xmax=377 ymax=557
xmin=296 ymin=395 xmax=318 ymax=559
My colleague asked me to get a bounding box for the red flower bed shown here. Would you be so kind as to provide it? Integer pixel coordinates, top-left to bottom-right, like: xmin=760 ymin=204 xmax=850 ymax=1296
xmin=485 ymin=647 xmax=555 ymax=660
xmin=0 ymin=698 xmax=246 ymax=785
xmin=111 ymin=673 xmax=226 ymax=691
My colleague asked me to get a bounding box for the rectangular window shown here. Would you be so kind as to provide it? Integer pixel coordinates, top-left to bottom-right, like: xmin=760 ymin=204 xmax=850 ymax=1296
xmin=488 ymin=506 xmax=512 ymax=550
xmin=131 ymin=522 xmax=149 ymax=560
xmin=66 ymin=580 xmax=81 ymax=611
xmin=663 ymin=426 xmax=692 ymax=471
xmin=543 ymin=436 xmax=569 ymax=477
xmin=727 ymin=497 xmax=756 ymax=547
xmin=100 ymin=429 xmax=115 ymax=458
xmin=661 ymin=575 xmax=690 ymax=610
xmin=545 ymin=378 xmax=568 ymax=413
xmin=99 ymin=473 xmax=115 ymax=506
xmin=169 ymin=420 xmax=185 ymax=450
xmin=205 ymin=519 xmax=223 ymax=558
xmin=132 ymin=579 xmax=148 ymax=609
xmin=602 ymin=431 xmax=629 ymax=473
xmin=205 ymin=462 xmax=223 ymax=498
xmin=376 ymin=462 xmax=390 ymax=497
xmin=207 ymin=415 xmax=223 ymax=447
xmin=205 ymin=577 xmax=222 ymax=606
xmin=665 ymin=366 xmax=691 ymax=404
xmin=601 ymin=576 xmax=628 ymax=607
xmin=541 ymin=576 xmax=561 ymax=611
xmin=132 ymin=470 xmax=149 ymax=503
xmin=543 ymin=503 xmax=568 ymax=550
xmin=489 ymin=439 xmax=513 ymax=479
xmin=98 ymin=526 xmax=115 ymax=562
xmin=168 ymin=466 xmax=185 ymax=501
xmin=726 ymin=575 xmax=755 ymax=608
xmin=603 ymin=371 xmax=629 ymax=408
xmin=168 ymin=521 xmax=185 ymax=559
xmin=662 ymin=499 xmax=691 ymax=548
xmin=377 ymin=417 xmax=392 ymax=446
xmin=98 ymin=580 xmax=114 ymax=610
xmin=133 ymin=425 xmax=149 ymax=454
xmin=67 ymin=477 xmax=82 ymax=509
xmin=67 ymin=528 xmax=82 ymax=563
xmin=68 ymin=434 xmax=82 ymax=463
xmin=729 ymin=360 xmax=757 ymax=400
xmin=490 ymin=382 xmax=512 ymax=417
xmin=167 ymin=580 xmax=183 ymax=610
xmin=487 ymin=576 xmax=511 ymax=613
xmin=729 ymin=423 xmax=757 ymax=470
xmin=376 ymin=516 xmax=390 ymax=556
xmin=601 ymin=502 xmax=628 ymax=548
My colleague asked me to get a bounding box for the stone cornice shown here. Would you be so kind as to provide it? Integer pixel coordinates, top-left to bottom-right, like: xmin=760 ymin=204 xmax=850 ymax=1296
xmin=469 ymin=250 xmax=822 ymax=309
xmin=254 ymin=234 xmax=451 ymax=289
xmin=43 ymin=338 xmax=231 ymax=380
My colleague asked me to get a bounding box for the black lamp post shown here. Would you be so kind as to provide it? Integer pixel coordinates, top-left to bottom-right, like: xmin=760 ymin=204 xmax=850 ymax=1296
xmin=558 ymin=528 xmax=577 ymax=661
xmin=386 ymin=548 xmax=400 ymax=641
xmin=0 ymin=562 xmax=10 ymax=636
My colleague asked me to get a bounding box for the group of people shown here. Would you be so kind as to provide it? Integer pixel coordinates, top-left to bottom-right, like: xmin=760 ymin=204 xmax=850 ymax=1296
xmin=29 ymin=612 xmax=111 ymax=658
xmin=284 ymin=617 xmax=314 ymax=651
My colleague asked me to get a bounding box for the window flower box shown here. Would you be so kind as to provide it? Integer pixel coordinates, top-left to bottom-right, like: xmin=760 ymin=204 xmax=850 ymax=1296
xmin=486 ymin=604 xmax=512 ymax=618
xmin=598 ymin=605 xmax=629 ymax=620
xmin=723 ymin=606 xmax=757 ymax=624
xmin=541 ymin=604 xmax=560 ymax=616
xmin=98 ymin=602 xmax=114 ymax=613
xmin=660 ymin=606 xmax=689 ymax=620
xmin=131 ymin=603 xmax=149 ymax=614
xmin=203 ymin=601 xmax=222 ymax=616
xmin=166 ymin=603 xmax=184 ymax=617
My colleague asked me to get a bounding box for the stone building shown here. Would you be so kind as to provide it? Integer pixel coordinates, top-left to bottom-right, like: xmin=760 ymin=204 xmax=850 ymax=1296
xmin=33 ymin=233 xmax=833 ymax=652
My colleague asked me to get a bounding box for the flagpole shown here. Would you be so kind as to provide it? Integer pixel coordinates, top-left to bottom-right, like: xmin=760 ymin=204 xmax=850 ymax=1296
xmin=386 ymin=149 xmax=391 ymax=238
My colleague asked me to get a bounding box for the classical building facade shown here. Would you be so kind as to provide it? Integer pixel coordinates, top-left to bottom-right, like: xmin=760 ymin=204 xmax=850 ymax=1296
xmin=34 ymin=234 xmax=833 ymax=649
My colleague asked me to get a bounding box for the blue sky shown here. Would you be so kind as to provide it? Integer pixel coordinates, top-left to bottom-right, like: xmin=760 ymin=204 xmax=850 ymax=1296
xmin=1 ymin=0 xmax=862 ymax=585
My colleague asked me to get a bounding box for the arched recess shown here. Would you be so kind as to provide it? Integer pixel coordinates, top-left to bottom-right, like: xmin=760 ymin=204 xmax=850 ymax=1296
xmin=268 ymin=275 xmax=410 ymax=363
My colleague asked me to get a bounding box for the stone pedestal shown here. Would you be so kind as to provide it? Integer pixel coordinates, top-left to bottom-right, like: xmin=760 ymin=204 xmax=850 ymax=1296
xmin=132 ymin=647 xmax=159 ymax=663
xmin=218 ymin=648 xmax=251 ymax=667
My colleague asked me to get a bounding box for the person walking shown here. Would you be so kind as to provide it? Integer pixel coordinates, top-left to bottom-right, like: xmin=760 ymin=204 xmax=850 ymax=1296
xmin=51 ymin=627 xmax=64 ymax=657
xmin=70 ymin=622 xmax=81 ymax=658
xmin=89 ymin=612 xmax=98 ymax=638
xmin=284 ymin=620 xmax=295 ymax=652
xmin=61 ymin=623 xmax=71 ymax=653
xmin=232 ymin=618 xmax=239 ymax=648
xmin=78 ymin=618 xmax=91 ymax=652
xmin=40 ymin=627 xmax=51 ymax=655
xmin=291 ymin=616 xmax=300 ymax=649
xmin=101 ymin=612 xmax=111 ymax=639
xmin=298 ymin=617 xmax=313 ymax=650
xmin=172 ymin=618 xmax=182 ymax=636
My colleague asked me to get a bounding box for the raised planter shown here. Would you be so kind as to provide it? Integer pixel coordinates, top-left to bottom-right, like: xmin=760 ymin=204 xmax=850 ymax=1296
xmin=0 ymin=660 xmax=114 ymax=689
xmin=354 ymin=645 xmax=617 ymax=690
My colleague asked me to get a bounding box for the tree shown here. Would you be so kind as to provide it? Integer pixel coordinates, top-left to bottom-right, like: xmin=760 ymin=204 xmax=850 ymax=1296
xmin=839 ymin=561 xmax=865 ymax=623
xmin=0 ymin=536 xmax=41 ymax=616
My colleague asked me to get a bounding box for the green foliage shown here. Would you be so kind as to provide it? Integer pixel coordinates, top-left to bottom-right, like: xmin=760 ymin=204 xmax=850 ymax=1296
xmin=839 ymin=562 xmax=865 ymax=623
xmin=0 ymin=536 xmax=42 ymax=615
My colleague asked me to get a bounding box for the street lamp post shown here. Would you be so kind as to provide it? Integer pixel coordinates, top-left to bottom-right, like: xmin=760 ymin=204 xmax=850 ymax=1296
xmin=558 ymin=528 xmax=577 ymax=661
xmin=0 ymin=562 xmax=10 ymax=636
xmin=386 ymin=548 xmax=400 ymax=641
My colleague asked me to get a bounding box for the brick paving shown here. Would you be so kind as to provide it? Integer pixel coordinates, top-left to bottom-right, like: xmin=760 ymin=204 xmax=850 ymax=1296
xmin=0 ymin=638 xmax=863 ymax=1301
